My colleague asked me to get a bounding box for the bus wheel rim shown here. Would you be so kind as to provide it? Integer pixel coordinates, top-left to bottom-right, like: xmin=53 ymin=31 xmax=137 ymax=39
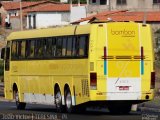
xmin=66 ymin=92 xmax=72 ymax=110
xmin=55 ymin=91 xmax=61 ymax=108
xmin=15 ymin=91 xmax=19 ymax=102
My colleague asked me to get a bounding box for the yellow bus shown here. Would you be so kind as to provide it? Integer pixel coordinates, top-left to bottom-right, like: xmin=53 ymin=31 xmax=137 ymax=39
xmin=1 ymin=22 xmax=155 ymax=114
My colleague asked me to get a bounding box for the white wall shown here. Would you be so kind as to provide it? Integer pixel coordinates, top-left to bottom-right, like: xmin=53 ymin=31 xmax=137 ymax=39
xmin=27 ymin=12 xmax=70 ymax=29
xmin=60 ymin=0 xmax=68 ymax=3
xmin=70 ymin=6 xmax=87 ymax=22
xmin=36 ymin=13 xmax=61 ymax=28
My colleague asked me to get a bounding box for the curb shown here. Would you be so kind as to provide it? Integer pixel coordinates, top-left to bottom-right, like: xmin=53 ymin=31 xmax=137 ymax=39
xmin=139 ymin=107 xmax=160 ymax=113
xmin=0 ymin=83 xmax=4 ymax=97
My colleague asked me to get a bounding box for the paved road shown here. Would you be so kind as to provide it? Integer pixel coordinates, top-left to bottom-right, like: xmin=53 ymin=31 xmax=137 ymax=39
xmin=0 ymin=101 xmax=159 ymax=120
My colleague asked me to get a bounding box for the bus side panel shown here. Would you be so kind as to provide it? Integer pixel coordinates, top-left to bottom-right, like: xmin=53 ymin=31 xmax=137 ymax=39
xmin=96 ymin=24 xmax=107 ymax=100
xmin=4 ymin=73 xmax=12 ymax=100
xmin=140 ymin=25 xmax=154 ymax=100
xmin=89 ymin=24 xmax=99 ymax=100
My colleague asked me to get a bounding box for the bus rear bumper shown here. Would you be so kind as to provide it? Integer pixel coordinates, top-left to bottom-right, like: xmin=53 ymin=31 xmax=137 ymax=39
xmin=90 ymin=91 xmax=154 ymax=101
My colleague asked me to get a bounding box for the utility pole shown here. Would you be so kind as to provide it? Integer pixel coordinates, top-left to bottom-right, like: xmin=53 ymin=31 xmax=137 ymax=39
xmin=78 ymin=0 xmax=80 ymax=6
xmin=86 ymin=0 xmax=89 ymax=5
xmin=20 ymin=0 xmax=23 ymax=30
xmin=70 ymin=0 xmax=72 ymax=8
xmin=108 ymin=0 xmax=111 ymax=11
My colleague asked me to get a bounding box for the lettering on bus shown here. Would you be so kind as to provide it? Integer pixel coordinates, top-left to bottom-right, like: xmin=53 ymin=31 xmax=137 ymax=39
xmin=111 ymin=29 xmax=136 ymax=37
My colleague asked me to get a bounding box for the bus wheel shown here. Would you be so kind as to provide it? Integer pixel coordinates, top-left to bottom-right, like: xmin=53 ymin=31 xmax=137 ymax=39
xmin=55 ymin=87 xmax=64 ymax=112
xmin=13 ymin=90 xmax=26 ymax=110
xmin=65 ymin=88 xmax=73 ymax=113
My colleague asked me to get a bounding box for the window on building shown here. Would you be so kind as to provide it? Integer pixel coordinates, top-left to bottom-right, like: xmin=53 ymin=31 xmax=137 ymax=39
xmin=28 ymin=15 xmax=32 ymax=29
xmin=92 ymin=0 xmax=96 ymax=3
xmin=100 ymin=0 xmax=107 ymax=5
xmin=153 ymin=0 xmax=160 ymax=3
xmin=117 ymin=0 xmax=127 ymax=5
xmin=33 ymin=15 xmax=36 ymax=29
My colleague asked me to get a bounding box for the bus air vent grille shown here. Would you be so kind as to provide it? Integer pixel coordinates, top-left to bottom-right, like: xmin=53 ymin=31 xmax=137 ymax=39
xmin=82 ymin=79 xmax=89 ymax=97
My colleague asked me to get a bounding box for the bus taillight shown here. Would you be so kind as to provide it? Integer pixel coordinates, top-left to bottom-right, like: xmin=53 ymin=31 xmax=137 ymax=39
xmin=151 ymin=72 xmax=155 ymax=89
xmin=90 ymin=73 xmax=97 ymax=90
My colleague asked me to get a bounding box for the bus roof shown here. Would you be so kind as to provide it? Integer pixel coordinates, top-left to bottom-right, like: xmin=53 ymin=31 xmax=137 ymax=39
xmin=7 ymin=24 xmax=91 ymax=41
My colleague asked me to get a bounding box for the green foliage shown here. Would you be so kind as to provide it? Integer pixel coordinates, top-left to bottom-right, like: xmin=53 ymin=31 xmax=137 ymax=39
xmin=72 ymin=0 xmax=86 ymax=4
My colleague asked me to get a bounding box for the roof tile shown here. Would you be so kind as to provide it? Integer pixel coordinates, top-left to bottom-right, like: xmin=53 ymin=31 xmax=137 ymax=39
xmin=73 ymin=11 xmax=160 ymax=23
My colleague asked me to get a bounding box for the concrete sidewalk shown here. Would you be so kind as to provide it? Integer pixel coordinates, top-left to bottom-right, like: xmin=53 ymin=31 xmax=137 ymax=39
xmin=138 ymin=96 xmax=160 ymax=113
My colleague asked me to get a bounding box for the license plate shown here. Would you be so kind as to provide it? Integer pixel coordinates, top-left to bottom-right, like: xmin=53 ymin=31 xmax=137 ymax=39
xmin=118 ymin=86 xmax=130 ymax=91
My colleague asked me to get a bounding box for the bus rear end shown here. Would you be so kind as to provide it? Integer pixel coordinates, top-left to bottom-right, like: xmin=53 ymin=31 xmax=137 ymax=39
xmin=89 ymin=22 xmax=155 ymax=113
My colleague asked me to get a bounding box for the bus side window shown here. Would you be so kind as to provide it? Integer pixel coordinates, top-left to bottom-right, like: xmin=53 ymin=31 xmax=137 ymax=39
xmin=21 ymin=41 xmax=26 ymax=59
xmin=66 ymin=37 xmax=72 ymax=56
xmin=56 ymin=37 xmax=62 ymax=57
xmin=79 ymin=36 xmax=87 ymax=56
xmin=11 ymin=41 xmax=17 ymax=59
xmin=30 ymin=41 xmax=35 ymax=58
xmin=75 ymin=36 xmax=80 ymax=56
xmin=72 ymin=36 xmax=76 ymax=56
xmin=62 ymin=37 xmax=67 ymax=56
xmin=26 ymin=40 xmax=35 ymax=58
xmin=85 ymin=35 xmax=89 ymax=57
xmin=26 ymin=40 xmax=30 ymax=58
xmin=17 ymin=40 xmax=26 ymax=59
xmin=1 ymin=48 xmax=5 ymax=59
xmin=35 ymin=39 xmax=44 ymax=58
xmin=52 ymin=37 xmax=56 ymax=57
xmin=46 ymin=37 xmax=53 ymax=58
xmin=17 ymin=41 xmax=22 ymax=59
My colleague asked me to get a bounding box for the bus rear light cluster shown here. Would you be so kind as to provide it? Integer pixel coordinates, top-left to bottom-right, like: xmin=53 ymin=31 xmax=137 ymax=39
xmin=151 ymin=72 xmax=155 ymax=89
xmin=90 ymin=73 xmax=97 ymax=90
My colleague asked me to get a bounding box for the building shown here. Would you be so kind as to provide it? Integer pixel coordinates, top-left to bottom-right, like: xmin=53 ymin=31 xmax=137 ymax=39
xmin=0 ymin=1 xmax=87 ymax=30
xmin=25 ymin=3 xmax=70 ymax=29
xmin=0 ymin=0 xmax=61 ymax=30
xmin=87 ymin=0 xmax=160 ymax=14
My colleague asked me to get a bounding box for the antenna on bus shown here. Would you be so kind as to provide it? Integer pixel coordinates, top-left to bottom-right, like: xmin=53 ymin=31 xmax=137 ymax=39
xmin=142 ymin=11 xmax=147 ymax=26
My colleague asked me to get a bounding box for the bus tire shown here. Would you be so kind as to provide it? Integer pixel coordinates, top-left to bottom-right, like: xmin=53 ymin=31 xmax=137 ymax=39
xmin=13 ymin=90 xmax=26 ymax=110
xmin=65 ymin=88 xmax=73 ymax=113
xmin=55 ymin=87 xmax=64 ymax=112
